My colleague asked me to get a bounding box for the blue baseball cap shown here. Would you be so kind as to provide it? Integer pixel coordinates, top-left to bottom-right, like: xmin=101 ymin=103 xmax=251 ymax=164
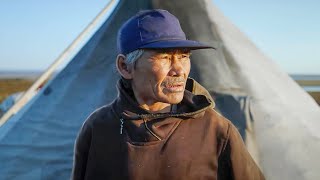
xmin=117 ymin=9 xmax=215 ymax=55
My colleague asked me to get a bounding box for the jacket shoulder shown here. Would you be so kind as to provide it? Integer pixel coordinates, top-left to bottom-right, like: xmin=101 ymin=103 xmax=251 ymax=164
xmin=203 ymin=109 xmax=265 ymax=179
xmin=204 ymin=108 xmax=232 ymax=140
xmin=83 ymin=102 xmax=117 ymax=128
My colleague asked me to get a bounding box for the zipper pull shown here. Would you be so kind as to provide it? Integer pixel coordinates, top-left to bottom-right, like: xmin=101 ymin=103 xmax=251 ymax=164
xmin=120 ymin=118 xmax=124 ymax=134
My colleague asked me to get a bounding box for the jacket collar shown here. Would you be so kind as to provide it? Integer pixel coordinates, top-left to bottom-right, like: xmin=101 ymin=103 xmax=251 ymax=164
xmin=113 ymin=78 xmax=214 ymax=121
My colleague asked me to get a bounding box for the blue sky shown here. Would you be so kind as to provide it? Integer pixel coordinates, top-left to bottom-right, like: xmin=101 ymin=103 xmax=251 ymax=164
xmin=214 ymin=0 xmax=320 ymax=75
xmin=0 ymin=0 xmax=319 ymax=74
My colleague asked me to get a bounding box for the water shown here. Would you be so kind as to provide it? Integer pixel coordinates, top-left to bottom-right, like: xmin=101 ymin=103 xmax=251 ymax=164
xmin=303 ymin=86 xmax=320 ymax=92
xmin=291 ymin=74 xmax=320 ymax=81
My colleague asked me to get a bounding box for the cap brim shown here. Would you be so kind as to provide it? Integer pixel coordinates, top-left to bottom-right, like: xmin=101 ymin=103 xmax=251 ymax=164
xmin=139 ymin=39 xmax=216 ymax=50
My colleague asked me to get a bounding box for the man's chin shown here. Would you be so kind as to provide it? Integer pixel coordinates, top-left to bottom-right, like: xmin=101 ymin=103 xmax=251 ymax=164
xmin=162 ymin=93 xmax=184 ymax=104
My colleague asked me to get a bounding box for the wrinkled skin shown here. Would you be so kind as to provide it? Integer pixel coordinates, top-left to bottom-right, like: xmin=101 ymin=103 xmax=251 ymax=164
xmin=117 ymin=49 xmax=191 ymax=113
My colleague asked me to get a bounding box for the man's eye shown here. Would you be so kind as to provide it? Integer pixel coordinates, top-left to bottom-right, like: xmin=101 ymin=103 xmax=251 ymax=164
xmin=160 ymin=55 xmax=170 ymax=60
xmin=181 ymin=54 xmax=190 ymax=59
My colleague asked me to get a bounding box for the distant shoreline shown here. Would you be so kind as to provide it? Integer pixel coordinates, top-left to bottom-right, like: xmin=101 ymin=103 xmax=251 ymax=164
xmin=291 ymin=74 xmax=320 ymax=89
xmin=0 ymin=70 xmax=43 ymax=80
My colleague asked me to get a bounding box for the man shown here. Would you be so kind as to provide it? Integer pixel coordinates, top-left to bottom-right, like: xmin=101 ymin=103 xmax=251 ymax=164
xmin=72 ymin=9 xmax=264 ymax=180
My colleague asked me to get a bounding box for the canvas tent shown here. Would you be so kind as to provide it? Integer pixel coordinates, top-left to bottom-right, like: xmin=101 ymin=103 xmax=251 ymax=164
xmin=0 ymin=0 xmax=320 ymax=179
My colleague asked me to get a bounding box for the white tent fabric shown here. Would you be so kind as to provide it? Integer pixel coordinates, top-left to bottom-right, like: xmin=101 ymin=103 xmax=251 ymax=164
xmin=153 ymin=0 xmax=320 ymax=179
xmin=0 ymin=0 xmax=319 ymax=179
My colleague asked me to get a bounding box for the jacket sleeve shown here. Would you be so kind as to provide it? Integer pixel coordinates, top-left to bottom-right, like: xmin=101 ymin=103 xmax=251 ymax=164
xmin=218 ymin=123 xmax=265 ymax=180
xmin=71 ymin=121 xmax=92 ymax=180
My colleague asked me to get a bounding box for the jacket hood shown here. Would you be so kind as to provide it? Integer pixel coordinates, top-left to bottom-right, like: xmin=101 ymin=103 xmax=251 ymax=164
xmin=113 ymin=78 xmax=215 ymax=121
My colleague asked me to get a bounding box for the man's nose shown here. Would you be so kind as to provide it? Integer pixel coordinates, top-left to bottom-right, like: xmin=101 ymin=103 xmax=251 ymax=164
xmin=168 ymin=57 xmax=185 ymax=77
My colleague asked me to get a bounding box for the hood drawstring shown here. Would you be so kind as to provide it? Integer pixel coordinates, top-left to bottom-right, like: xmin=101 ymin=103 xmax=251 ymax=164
xmin=143 ymin=118 xmax=162 ymax=141
xmin=119 ymin=117 xmax=162 ymax=141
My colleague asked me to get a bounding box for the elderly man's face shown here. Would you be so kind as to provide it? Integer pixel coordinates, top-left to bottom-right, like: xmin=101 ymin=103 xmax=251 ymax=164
xmin=131 ymin=49 xmax=191 ymax=106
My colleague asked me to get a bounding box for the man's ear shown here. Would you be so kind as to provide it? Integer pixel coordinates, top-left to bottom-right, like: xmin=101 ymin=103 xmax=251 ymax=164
xmin=116 ymin=54 xmax=133 ymax=79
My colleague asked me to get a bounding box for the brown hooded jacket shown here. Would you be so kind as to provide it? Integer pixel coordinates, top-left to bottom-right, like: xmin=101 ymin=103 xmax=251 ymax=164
xmin=71 ymin=78 xmax=265 ymax=180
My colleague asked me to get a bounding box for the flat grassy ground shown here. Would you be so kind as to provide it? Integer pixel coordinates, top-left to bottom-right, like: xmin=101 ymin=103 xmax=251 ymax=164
xmin=309 ymin=92 xmax=320 ymax=105
xmin=0 ymin=79 xmax=34 ymax=103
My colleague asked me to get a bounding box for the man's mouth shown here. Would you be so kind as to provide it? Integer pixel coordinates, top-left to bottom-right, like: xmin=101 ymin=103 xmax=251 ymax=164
xmin=163 ymin=83 xmax=185 ymax=92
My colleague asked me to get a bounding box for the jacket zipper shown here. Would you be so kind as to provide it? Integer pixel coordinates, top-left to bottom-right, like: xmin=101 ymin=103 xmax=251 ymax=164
xmin=120 ymin=118 xmax=124 ymax=135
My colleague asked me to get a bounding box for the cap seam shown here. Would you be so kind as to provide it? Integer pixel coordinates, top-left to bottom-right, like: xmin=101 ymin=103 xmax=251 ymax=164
xmin=137 ymin=18 xmax=143 ymax=42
